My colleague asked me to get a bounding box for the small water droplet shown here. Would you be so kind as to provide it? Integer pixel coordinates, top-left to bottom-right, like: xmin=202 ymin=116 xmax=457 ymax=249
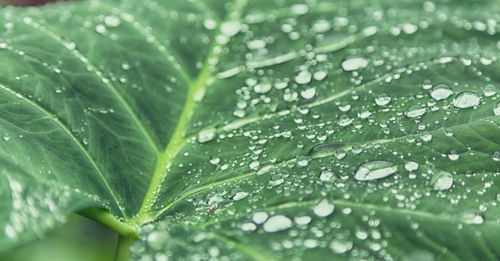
xmin=319 ymin=170 xmax=334 ymax=181
xmin=405 ymin=105 xmax=426 ymax=118
xmin=252 ymin=212 xmax=268 ymax=224
xmin=300 ymin=87 xmax=316 ymax=99
xmin=241 ymin=222 xmax=257 ymax=231
xmin=197 ymin=128 xmax=217 ymax=143
xmin=203 ymin=18 xmax=217 ymax=30
xmin=493 ymin=102 xmax=500 ymax=116
xmin=254 ymin=82 xmax=272 ymax=94
xmin=104 ymin=15 xmax=120 ymax=27
xmin=221 ymin=21 xmax=241 ymax=37
xmin=405 ymin=161 xmax=419 ymax=172
xmin=329 ymin=239 xmax=353 ymax=254
xmin=375 ymin=93 xmax=391 ymax=106
xmin=355 ymin=160 xmax=397 ymax=181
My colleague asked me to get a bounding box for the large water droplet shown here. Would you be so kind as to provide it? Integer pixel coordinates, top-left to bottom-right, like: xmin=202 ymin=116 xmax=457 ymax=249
xmin=341 ymin=56 xmax=368 ymax=71
xmin=263 ymin=215 xmax=292 ymax=232
xmin=452 ymin=92 xmax=480 ymax=109
xmin=295 ymin=70 xmax=312 ymax=84
xmin=355 ymin=161 xmax=397 ymax=181
xmin=430 ymin=84 xmax=453 ymax=100
xmin=313 ymin=199 xmax=335 ymax=217
xmin=430 ymin=171 xmax=453 ymax=191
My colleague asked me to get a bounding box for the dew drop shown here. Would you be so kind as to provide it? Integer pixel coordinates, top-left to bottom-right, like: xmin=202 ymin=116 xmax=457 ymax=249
xmin=493 ymin=102 xmax=500 ymax=116
xmin=354 ymin=160 xmax=397 ymax=181
xmin=241 ymin=222 xmax=257 ymax=232
xmin=337 ymin=115 xmax=353 ymax=127
xmin=295 ymin=70 xmax=312 ymax=84
xmin=431 ymin=171 xmax=453 ymax=191
xmin=300 ymin=87 xmax=316 ymax=99
xmin=430 ymin=84 xmax=453 ymax=100
xmin=405 ymin=105 xmax=426 ymax=118
xmin=104 ymin=15 xmax=121 ymax=27
xmin=221 ymin=21 xmax=241 ymax=37
xmin=375 ymin=93 xmax=391 ymax=106
xmin=254 ymin=82 xmax=272 ymax=94
xmin=233 ymin=191 xmax=249 ymax=201
xmin=330 ymin=239 xmax=353 ymax=254
xmin=313 ymin=199 xmax=335 ymax=217
xmin=452 ymin=92 xmax=480 ymax=109
xmin=197 ymin=128 xmax=216 ymax=143
xmin=319 ymin=170 xmax=334 ymax=181
xmin=252 ymin=212 xmax=268 ymax=224
xmin=263 ymin=215 xmax=292 ymax=232
xmin=405 ymin=161 xmax=419 ymax=172
xmin=203 ymin=18 xmax=217 ymax=30
xmin=294 ymin=216 xmax=311 ymax=225
xmin=312 ymin=19 xmax=332 ymax=33
xmin=341 ymin=56 xmax=368 ymax=71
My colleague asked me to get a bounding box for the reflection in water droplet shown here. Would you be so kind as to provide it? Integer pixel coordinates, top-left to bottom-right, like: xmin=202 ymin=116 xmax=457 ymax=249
xmin=341 ymin=57 xmax=368 ymax=71
xmin=263 ymin=215 xmax=292 ymax=232
xmin=355 ymin=160 xmax=397 ymax=181
xmin=330 ymin=239 xmax=353 ymax=254
xmin=375 ymin=93 xmax=391 ymax=106
xmin=431 ymin=171 xmax=453 ymax=191
xmin=313 ymin=199 xmax=335 ymax=217
xmin=452 ymin=92 xmax=480 ymax=109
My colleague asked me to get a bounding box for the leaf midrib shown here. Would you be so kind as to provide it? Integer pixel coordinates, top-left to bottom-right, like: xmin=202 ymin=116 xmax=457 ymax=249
xmin=134 ymin=0 xmax=248 ymax=224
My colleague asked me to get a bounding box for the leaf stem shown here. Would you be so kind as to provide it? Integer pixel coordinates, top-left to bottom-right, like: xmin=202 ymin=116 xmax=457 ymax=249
xmin=114 ymin=235 xmax=137 ymax=261
xmin=79 ymin=208 xmax=138 ymax=238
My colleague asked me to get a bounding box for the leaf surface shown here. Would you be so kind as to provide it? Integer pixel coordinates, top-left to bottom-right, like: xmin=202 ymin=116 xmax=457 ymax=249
xmin=1 ymin=0 xmax=500 ymax=260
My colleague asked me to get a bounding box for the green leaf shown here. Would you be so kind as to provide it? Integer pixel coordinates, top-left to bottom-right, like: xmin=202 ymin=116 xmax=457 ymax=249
xmin=2 ymin=0 xmax=500 ymax=260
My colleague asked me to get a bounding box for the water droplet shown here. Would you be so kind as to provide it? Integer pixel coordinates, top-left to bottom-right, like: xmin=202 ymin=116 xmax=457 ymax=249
xmin=294 ymin=216 xmax=311 ymax=225
xmin=197 ymin=128 xmax=216 ymax=143
xmin=246 ymin=52 xmax=297 ymax=69
xmin=252 ymin=212 xmax=268 ymax=224
xmin=295 ymin=70 xmax=312 ymax=84
xmin=354 ymin=161 xmax=397 ymax=181
xmin=405 ymin=161 xmax=419 ymax=172
xmin=312 ymin=19 xmax=331 ymax=33
xmin=233 ymin=191 xmax=249 ymax=201
xmin=314 ymin=34 xmax=355 ymax=53
xmin=209 ymin=156 xmax=220 ymax=165
xmin=203 ymin=18 xmax=217 ymax=30
xmin=313 ymin=199 xmax=335 ymax=217
xmin=313 ymin=70 xmax=328 ymax=81
xmin=405 ymin=105 xmax=426 ymax=118
xmin=452 ymin=92 xmax=480 ymax=109
xmin=263 ymin=215 xmax=292 ymax=232
xmin=357 ymin=109 xmax=372 ymax=119
xmin=492 ymin=151 xmax=500 ymax=162
xmin=375 ymin=93 xmax=391 ymax=106
xmin=430 ymin=84 xmax=453 ymax=100
xmin=431 ymin=171 xmax=453 ymax=191
xmin=254 ymin=82 xmax=272 ymax=94
xmin=300 ymin=88 xmax=316 ymax=99
xmin=493 ymin=102 xmax=500 ymax=116
xmin=341 ymin=56 xmax=368 ymax=71
xmin=95 ymin=24 xmax=106 ymax=34
xmin=330 ymin=239 xmax=353 ymax=254
xmin=249 ymin=160 xmax=260 ymax=170
xmin=483 ymin=85 xmax=497 ymax=97
xmin=337 ymin=115 xmax=353 ymax=127
xmin=104 ymin=16 xmax=120 ymax=27
xmin=147 ymin=231 xmax=169 ymax=250
xmin=448 ymin=150 xmax=460 ymax=161
xmin=241 ymin=222 xmax=257 ymax=231
xmin=221 ymin=21 xmax=241 ymax=37
xmin=291 ymin=4 xmax=309 ymax=15
xmin=319 ymin=170 xmax=334 ymax=181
